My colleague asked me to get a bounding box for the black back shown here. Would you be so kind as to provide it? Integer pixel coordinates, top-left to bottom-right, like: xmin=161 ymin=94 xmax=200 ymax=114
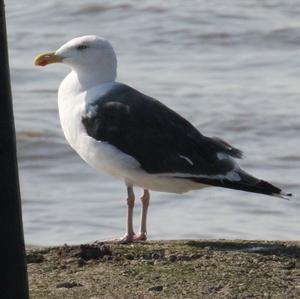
xmin=82 ymin=83 xmax=242 ymax=175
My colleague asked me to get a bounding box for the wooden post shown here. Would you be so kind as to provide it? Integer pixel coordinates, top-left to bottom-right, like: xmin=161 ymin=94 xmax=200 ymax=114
xmin=0 ymin=1 xmax=29 ymax=298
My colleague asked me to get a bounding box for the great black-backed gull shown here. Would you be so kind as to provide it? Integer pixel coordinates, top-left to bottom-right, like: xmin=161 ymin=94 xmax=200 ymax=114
xmin=34 ymin=35 xmax=291 ymax=243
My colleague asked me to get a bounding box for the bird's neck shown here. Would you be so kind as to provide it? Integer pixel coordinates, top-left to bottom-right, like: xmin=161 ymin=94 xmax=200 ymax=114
xmin=72 ymin=65 xmax=116 ymax=91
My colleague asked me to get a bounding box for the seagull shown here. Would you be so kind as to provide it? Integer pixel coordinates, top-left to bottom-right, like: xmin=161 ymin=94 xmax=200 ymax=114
xmin=34 ymin=35 xmax=291 ymax=243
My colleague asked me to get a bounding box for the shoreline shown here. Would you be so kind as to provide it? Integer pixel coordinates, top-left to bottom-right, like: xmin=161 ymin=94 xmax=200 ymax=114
xmin=27 ymin=239 xmax=300 ymax=298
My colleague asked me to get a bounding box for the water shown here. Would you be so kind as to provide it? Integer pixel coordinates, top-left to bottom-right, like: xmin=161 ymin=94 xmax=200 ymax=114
xmin=6 ymin=0 xmax=300 ymax=245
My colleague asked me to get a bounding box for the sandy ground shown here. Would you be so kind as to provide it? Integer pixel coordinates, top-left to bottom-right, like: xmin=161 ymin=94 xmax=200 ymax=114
xmin=26 ymin=240 xmax=300 ymax=299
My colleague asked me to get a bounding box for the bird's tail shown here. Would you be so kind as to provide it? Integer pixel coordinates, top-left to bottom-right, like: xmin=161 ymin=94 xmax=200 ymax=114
xmin=190 ymin=170 xmax=292 ymax=199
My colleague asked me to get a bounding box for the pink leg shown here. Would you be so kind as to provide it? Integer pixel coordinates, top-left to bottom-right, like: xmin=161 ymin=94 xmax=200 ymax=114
xmin=133 ymin=189 xmax=150 ymax=241
xmin=119 ymin=186 xmax=136 ymax=244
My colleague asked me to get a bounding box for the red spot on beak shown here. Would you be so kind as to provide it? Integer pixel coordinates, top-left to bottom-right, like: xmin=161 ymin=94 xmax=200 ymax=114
xmin=38 ymin=59 xmax=48 ymax=66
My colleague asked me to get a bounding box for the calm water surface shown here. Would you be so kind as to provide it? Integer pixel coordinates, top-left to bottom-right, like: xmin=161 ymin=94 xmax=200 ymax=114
xmin=6 ymin=0 xmax=300 ymax=245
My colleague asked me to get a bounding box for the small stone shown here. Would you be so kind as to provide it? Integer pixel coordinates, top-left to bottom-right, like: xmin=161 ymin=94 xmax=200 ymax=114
xmin=190 ymin=254 xmax=202 ymax=260
xmin=142 ymin=253 xmax=151 ymax=260
xmin=177 ymin=255 xmax=191 ymax=261
xmin=125 ymin=253 xmax=134 ymax=260
xmin=77 ymin=258 xmax=86 ymax=267
xmin=151 ymin=252 xmax=161 ymax=260
xmin=282 ymin=260 xmax=296 ymax=270
xmin=76 ymin=244 xmax=112 ymax=260
xmin=153 ymin=274 xmax=161 ymax=280
xmin=65 ymin=258 xmax=77 ymax=264
xmin=56 ymin=282 xmax=82 ymax=289
xmin=103 ymin=255 xmax=113 ymax=261
xmin=121 ymin=270 xmax=129 ymax=276
xmin=26 ymin=253 xmax=44 ymax=264
xmin=168 ymin=254 xmax=177 ymax=262
xmin=100 ymin=245 xmax=113 ymax=256
xmin=148 ymin=285 xmax=163 ymax=292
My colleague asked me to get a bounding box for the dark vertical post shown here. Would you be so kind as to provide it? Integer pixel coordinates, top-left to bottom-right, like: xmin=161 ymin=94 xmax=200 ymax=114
xmin=0 ymin=1 xmax=29 ymax=298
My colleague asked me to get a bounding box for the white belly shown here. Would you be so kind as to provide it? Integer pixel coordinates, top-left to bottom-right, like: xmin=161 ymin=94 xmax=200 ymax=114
xmin=63 ymin=129 xmax=206 ymax=194
xmin=58 ymin=99 xmax=138 ymax=179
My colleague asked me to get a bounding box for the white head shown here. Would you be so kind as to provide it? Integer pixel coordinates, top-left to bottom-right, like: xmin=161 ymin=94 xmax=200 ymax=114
xmin=35 ymin=35 xmax=117 ymax=84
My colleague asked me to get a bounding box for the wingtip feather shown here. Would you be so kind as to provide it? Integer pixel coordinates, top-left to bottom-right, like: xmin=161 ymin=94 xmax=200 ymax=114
xmin=272 ymin=192 xmax=293 ymax=200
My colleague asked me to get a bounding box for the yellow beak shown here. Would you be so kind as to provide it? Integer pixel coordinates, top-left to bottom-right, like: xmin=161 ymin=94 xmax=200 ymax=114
xmin=34 ymin=52 xmax=64 ymax=67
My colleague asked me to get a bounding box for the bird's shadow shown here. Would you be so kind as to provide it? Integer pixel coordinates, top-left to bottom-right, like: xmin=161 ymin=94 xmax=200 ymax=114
xmin=186 ymin=240 xmax=300 ymax=258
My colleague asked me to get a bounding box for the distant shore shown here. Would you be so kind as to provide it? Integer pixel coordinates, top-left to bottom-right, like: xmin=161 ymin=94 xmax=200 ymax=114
xmin=27 ymin=240 xmax=300 ymax=299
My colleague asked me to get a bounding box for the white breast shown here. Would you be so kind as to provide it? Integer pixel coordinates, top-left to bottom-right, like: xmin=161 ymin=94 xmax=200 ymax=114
xmin=58 ymin=72 xmax=110 ymax=146
xmin=57 ymin=73 xmax=141 ymax=179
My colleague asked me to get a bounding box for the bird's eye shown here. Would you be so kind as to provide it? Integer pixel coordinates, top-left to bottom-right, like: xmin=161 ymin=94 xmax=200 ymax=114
xmin=77 ymin=44 xmax=88 ymax=50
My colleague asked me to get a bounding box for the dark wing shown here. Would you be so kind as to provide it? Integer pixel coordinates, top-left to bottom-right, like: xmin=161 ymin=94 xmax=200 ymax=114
xmin=81 ymin=83 xmax=242 ymax=177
